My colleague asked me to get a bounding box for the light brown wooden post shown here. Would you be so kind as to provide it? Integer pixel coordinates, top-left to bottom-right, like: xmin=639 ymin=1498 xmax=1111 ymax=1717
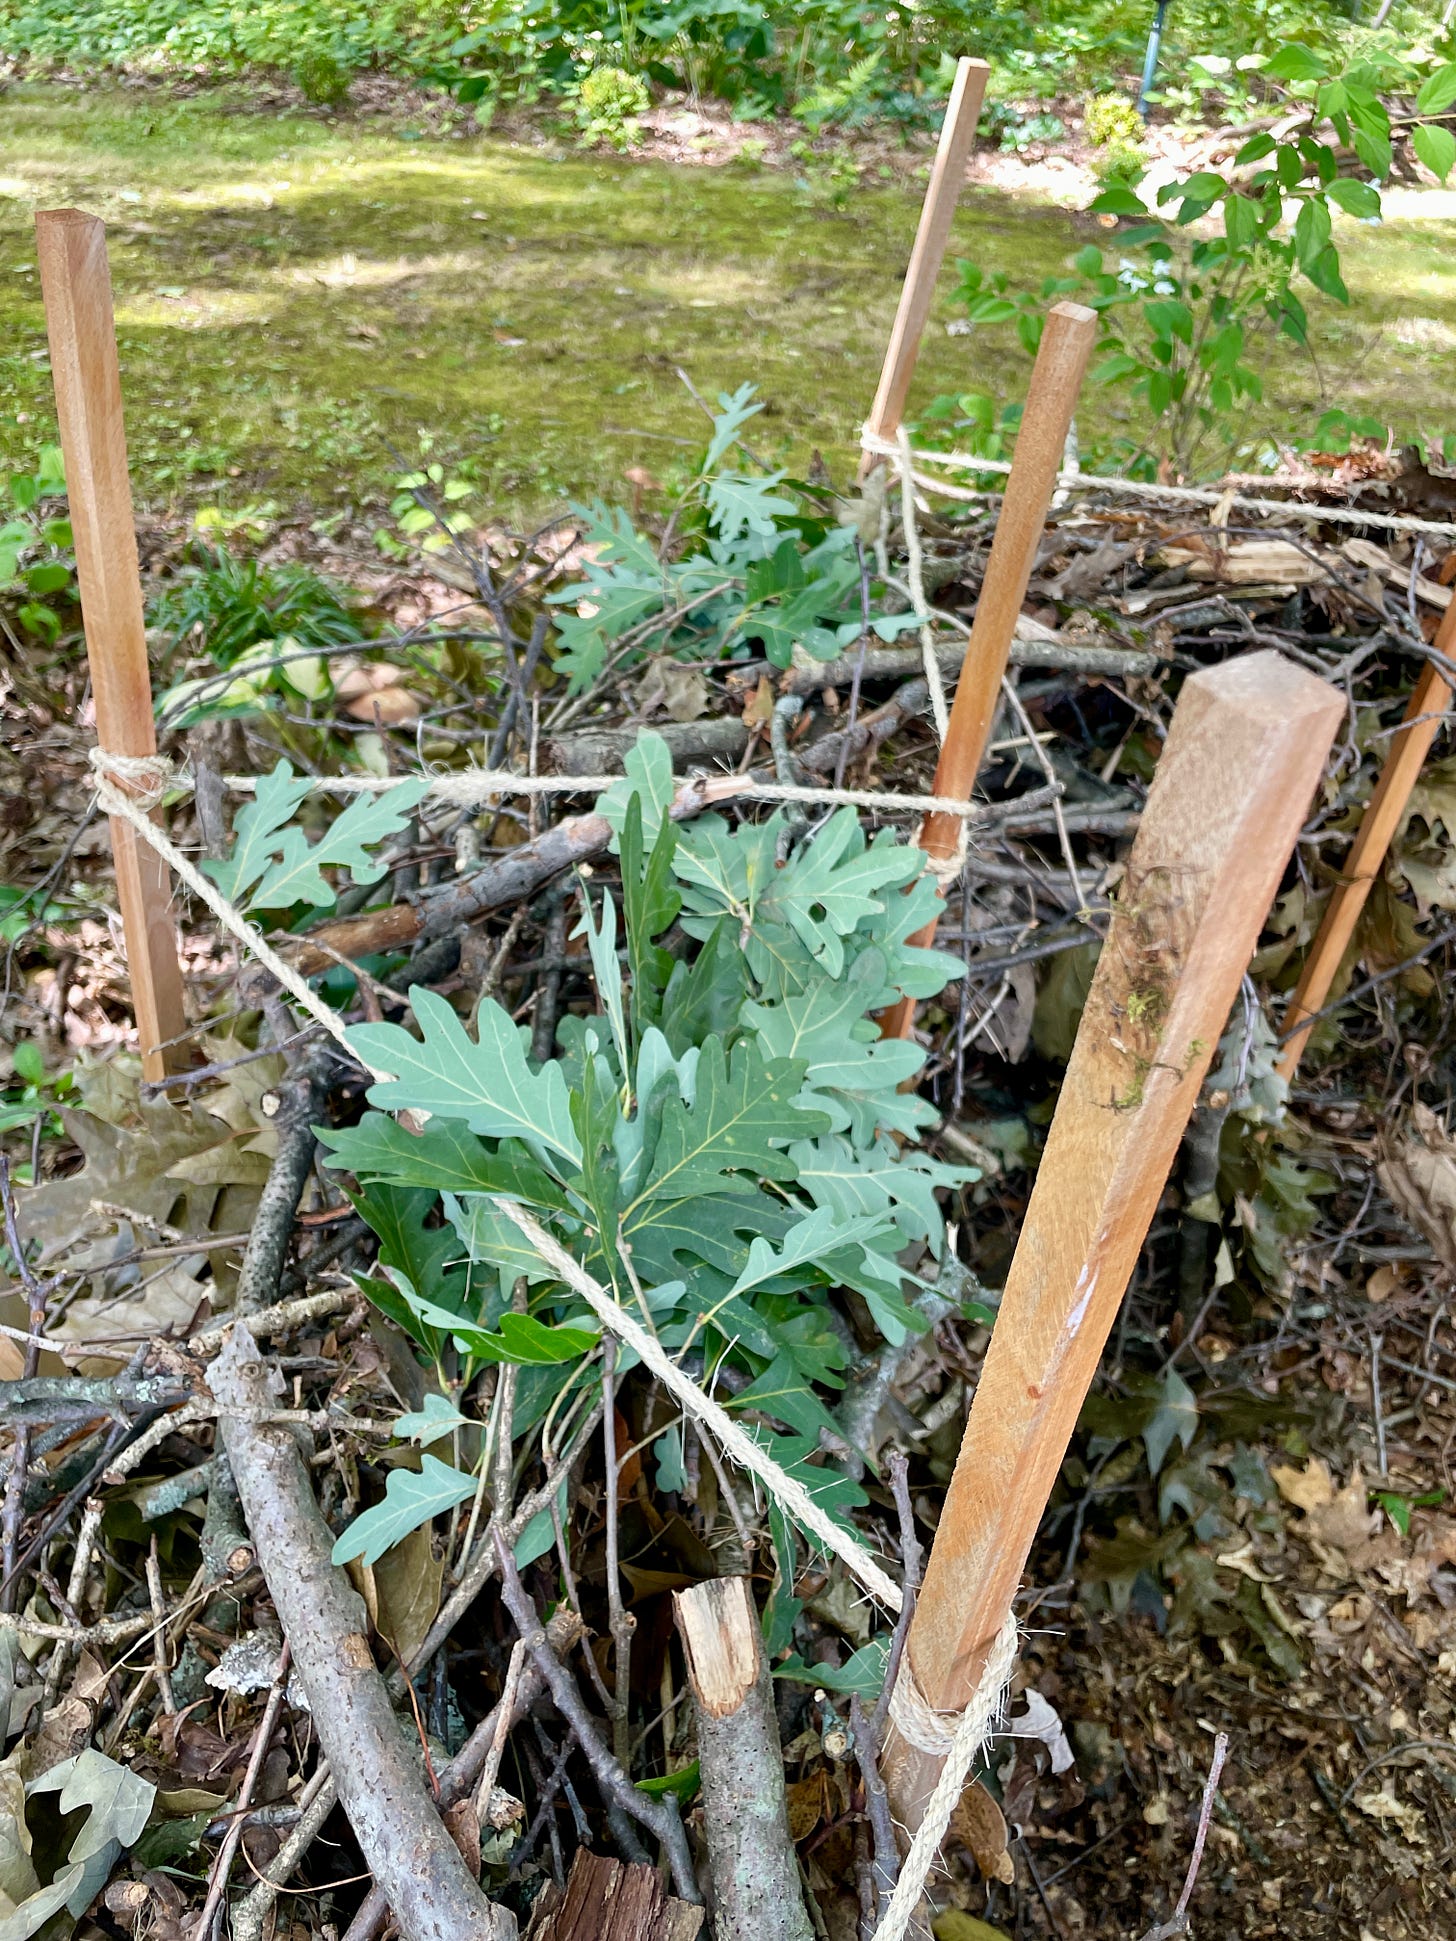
xmin=1275 ymin=634 xmax=1454 ymax=1083
xmin=36 ymin=209 xmax=186 ymax=1081
xmin=883 ymin=650 xmax=1342 ymax=1831
xmin=880 ymin=301 xmax=1097 ymax=1038
xmin=858 ymin=56 xmax=990 ymax=481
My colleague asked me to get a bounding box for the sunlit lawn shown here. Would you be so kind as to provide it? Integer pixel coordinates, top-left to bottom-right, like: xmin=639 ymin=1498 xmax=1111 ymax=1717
xmin=0 ymin=81 xmax=1452 ymax=525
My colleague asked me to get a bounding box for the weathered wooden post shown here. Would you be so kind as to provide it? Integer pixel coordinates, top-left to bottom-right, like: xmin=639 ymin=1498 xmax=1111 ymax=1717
xmin=36 ymin=208 xmax=187 ymax=1081
xmin=880 ymin=300 xmax=1097 ymax=1038
xmin=883 ymin=650 xmax=1343 ymax=1833
xmin=1276 ymin=629 xmax=1454 ymax=1081
xmin=859 ymin=56 xmax=990 ymax=479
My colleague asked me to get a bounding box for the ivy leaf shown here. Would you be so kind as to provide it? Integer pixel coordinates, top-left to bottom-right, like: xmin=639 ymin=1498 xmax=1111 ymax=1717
xmin=350 ymin=988 xmax=581 ymax=1167
xmin=332 ymin=1455 xmax=479 ymax=1567
xmin=635 ymin=1035 xmax=825 ymax=1203
xmin=1143 ymin=1367 xmax=1199 ymax=1477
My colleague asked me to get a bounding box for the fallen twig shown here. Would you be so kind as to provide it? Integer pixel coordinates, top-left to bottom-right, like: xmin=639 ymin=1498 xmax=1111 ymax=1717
xmin=1135 ymin=1733 xmax=1229 ymax=1941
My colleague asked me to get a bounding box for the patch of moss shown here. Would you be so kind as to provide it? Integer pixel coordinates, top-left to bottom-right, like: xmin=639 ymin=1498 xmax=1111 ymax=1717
xmin=0 ymin=83 xmax=1453 ymax=526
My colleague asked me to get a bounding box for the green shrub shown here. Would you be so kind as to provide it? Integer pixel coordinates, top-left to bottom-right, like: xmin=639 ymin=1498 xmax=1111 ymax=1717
xmin=294 ymin=47 xmax=352 ymax=106
xmin=1085 ymin=90 xmax=1142 ymax=149
xmin=574 ymin=65 xmax=649 ymax=150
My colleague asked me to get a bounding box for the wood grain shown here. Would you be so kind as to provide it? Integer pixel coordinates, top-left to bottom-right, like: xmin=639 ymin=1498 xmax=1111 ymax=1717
xmin=884 ymin=650 xmax=1342 ymax=1829
xmin=36 ymin=208 xmax=186 ymax=1080
xmin=881 ymin=300 xmax=1097 ymax=1038
xmin=858 ymin=57 xmax=990 ymax=478
xmin=524 ymin=1850 xmax=703 ymax=1941
xmin=1275 ymin=633 xmax=1454 ymax=1081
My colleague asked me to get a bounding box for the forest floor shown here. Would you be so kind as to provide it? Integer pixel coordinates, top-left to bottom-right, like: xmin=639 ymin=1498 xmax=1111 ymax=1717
xmin=1 ymin=77 xmax=1456 ymax=526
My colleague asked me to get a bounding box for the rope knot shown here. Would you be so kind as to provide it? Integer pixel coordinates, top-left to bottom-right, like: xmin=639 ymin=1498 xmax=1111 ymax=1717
xmin=89 ymin=746 xmax=176 ymax=813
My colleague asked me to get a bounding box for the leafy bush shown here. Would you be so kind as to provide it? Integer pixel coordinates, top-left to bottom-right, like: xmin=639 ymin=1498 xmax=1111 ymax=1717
xmin=294 ymin=47 xmax=353 ymax=105
xmin=952 ymin=44 xmax=1456 ymax=479
xmin=0 ymin=445 xmax=74 ymax=644
xmin=573 ymin=63 xmax=650 ymax=147
xmin=545 ymin=383 xmax=918 ymax=692
xmin=1084 ymin=90 xmax=1141 ymax=149
xmin=313 ymin=733 xmax=976 ymax=1566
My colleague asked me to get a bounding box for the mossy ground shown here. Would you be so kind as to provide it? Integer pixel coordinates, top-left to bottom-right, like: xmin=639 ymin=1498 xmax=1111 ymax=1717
xmin=1 ymin=81 xmax=1454 ymax=526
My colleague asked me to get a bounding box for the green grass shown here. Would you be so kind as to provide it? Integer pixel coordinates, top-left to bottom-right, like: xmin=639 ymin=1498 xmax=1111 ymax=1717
xmin=1 ymin=81 xmax=1454 ymax=526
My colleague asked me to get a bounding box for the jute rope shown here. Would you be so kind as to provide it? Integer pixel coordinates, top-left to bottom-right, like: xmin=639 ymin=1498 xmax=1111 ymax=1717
xmin=490 ymin=1198 xmax=906 ymax=1615
xmin=862 ymin=426 xmax=1456 ymax=536
xmin=871 ymin=1619 xmax=1020 ymax=1941
xmin=88 ymin=749 xmax=389 ymax=1081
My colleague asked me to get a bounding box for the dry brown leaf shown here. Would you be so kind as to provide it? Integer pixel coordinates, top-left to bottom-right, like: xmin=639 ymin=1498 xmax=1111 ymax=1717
xmin=1271 ymin=1456 xmax=1335 ymax=1514
xmin=949 ymin=1779 xmax=1013 ymax=1884
xmin=1306 ymin=1464 xmax=1380 ymax=1559
xmin=346 ymin=1522 xmax=443 ymax=1668
xmin=785 ymin=1771 xmax=826 ymax=1842
xmin=1378 ymin=1103 xmax=1456 ymax=1270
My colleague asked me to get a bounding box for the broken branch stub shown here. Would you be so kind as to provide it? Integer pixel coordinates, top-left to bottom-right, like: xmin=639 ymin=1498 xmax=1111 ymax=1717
xmin=883 ymin=649 xmax=1342 ymax=1829
xmin=673 ymin=1577 xmax=813 ymax=1941
xmin=36 ymin=210 xmax=188 ymax=1081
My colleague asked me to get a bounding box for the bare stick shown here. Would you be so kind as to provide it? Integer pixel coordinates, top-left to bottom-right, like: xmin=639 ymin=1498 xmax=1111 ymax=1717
xmin=211 ymin=1326 xmax=516 ymax=1941
xmin=1136 ymin=1733 xmax=1229 ymax=1941
xmin=602 ymin=1339 xmax=636 ymax=1766
xmin=1276 ymin=633 xmax=1455 ymax=1080
xmin=35 ymin=210 xmax=187 ymax=1081
xmin=881 ymin=301 xmax=1097 ymax=1039
xmin=883 ymin=651 xmax=1341 ymax=1829
xmin=495 ymin=1532 xmax=700 ymax=1904
xmin=859 ymin=58 xmax=991 ymax=478
xmin=191 ymin=1640 xmax=290 ymax=1941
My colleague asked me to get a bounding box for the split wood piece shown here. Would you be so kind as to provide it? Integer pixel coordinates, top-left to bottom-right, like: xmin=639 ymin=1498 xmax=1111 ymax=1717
xmin=859 ymin=57 xmax=990 ymax=480
xmin=35 ymin=209 xmax=187 ymax=1081
xmin=673 ymin=1577 xmax=813 ymax=1941
xmin=1275 ymin=630 xmax=1456 ymax=1083
xmin=881 ymin=301 xmax=1097 ymax=1039
xmin=524 ymin=1850 xmax=703 ymax=1941
xmin=210 ymin=1323 xmax=517 ymax=1941
xmin=882 ymin=649 xmax=1342 ymax=1833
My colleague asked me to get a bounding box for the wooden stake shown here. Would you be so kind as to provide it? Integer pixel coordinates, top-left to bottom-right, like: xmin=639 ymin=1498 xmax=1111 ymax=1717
xmin=858 ymin=56 xmax=990 ymax=480
xmin=1275 ymin=631 xmax=1455 ymax=1083
xmin=36 ymin=208 xmax=187 ymax=1081
xmin=884 ymin=650 xmax=1342 ymax=1829
xmin=881 ymin=300 xmax=1097 ymax=1038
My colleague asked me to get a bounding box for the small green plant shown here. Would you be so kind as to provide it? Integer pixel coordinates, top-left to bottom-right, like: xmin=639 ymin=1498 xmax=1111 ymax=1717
xmin=294 ymin=48 xmax=353 ymax=108
xmin=573 ymin=66 xmax=650 ymax=150
xmin=312 ymin=732 xmax=977 ymax=1568
xmin=0 ymin=445 xmax=75 ymax=644
xmin=788 ymin=139 xmax=861 ymax=209
xmin=795 ymin=50 xmax=882 ymax=131
xmin=0 ymin=1040 xmax=74 ymax=1145
xmin=1084 ymin=89 xmax=1145 ymax=186
xmin=151 ymin=544 xmax=360 ymax=726
xmin=545 ymin=383 xmax=918 ymax=692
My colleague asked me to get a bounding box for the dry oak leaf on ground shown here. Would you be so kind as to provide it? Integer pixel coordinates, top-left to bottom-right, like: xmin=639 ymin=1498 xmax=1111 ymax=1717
xmin=1377 ymin=1102 xmax=1456 ymax=1271
xmin=1270 ymin=1456 xmax=1380 ymax=1559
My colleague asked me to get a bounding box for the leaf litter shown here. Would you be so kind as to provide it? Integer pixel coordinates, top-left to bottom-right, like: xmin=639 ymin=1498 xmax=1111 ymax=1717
xmin=2 ymin=418 xmax=1456 ymax=1940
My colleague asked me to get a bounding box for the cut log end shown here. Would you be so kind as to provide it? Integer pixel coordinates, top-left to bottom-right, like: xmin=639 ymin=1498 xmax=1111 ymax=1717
xmin=673 ymin=1577 xmax=761 ymax=1719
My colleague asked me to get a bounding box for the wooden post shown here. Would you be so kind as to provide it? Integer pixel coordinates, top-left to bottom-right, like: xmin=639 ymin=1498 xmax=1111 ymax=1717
xmin=858 ymin=56 xmax=990 ymax=480
xmin=881 ymin=301 xmax=1097 ymax=1038
xmin=36 ymin=208 xmax=186 ymax=1081
xmin=883 ymin=650 xmax=1342 ymax=1830
xmin=1275 ymin=635 xmax=1454 ymax=1082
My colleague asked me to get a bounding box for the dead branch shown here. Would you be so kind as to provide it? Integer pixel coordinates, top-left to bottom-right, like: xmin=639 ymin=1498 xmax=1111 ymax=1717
xmin=524 ymin=1849 xmax=703 ymax=1940
xmin=211 ymin=1324 xmax=517 ymax=1941
xmin=1135 ymin=1733 xmax=1229 ymax=1941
